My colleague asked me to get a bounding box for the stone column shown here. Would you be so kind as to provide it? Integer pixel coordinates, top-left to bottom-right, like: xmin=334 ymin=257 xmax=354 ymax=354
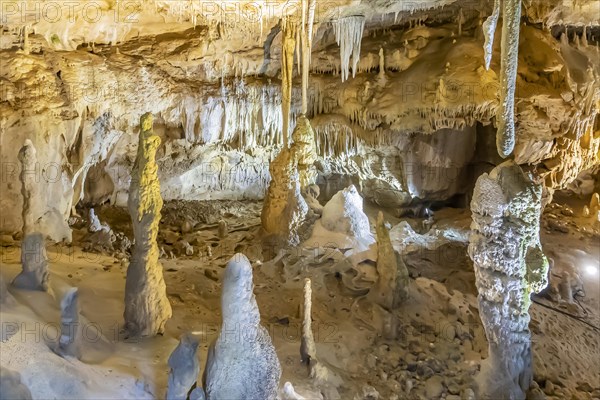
xmin=469 ymin=161 xmax=549 ymax=400
xmin=124 ymin=113 xmax=172 ymax=337
xmin=166 ymin=333 xmax=201 ymax=400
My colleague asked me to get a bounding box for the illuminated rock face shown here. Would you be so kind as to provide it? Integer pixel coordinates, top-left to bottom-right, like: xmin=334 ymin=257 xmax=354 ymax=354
xmin=124 ymin=113 xmax=172 ymax=337
xmin=469 ymin=161 xmax=549 ymax=400
xmin=204 ymin=254 xmax=281 ymax=400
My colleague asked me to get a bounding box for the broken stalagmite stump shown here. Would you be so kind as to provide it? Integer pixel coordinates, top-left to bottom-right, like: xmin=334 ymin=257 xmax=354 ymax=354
xmin=124 ymin=113 xmax=172 ymax=337
xmin=204 ymin=254 xmax=281 ymax=400
xmin=166 ymin=333 xmax=201 ymax=400
xmin=469 ymin=161 xmax=549 ymax=400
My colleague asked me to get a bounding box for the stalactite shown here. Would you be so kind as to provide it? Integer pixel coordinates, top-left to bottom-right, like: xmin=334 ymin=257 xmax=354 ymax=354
xmin=281 ymin=19 xmax=297 ymax=149
xmin=333 ymin=16 xmax=366 ymax=82
xmin=497 ymin=0 xmax=522 ymax=158
xmin=301 ymin=0 xmax=317 ymax=115
xmin=124 ymin=113 xmax=172 ymax=337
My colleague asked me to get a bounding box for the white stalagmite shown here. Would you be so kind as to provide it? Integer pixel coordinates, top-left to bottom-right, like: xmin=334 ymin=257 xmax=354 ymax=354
xmin=281 ymin=19 xmax=297 ymax=148
xmin=482 ymin=0 xmax=501 ymax=70
xmin=204 ymin=254 xmax=281 ymax=400
xmin=469 ymin=161 xmax=549 ymax=399
xmin=124 ymin=112 xmax=172 ymax=337
xmin=300 ymin=278 xmax=317 ymax=366
xmin=333 ymin=16 xmax=366 ymax=82
xmin=497 ymin=0 xmax=522 ymax=158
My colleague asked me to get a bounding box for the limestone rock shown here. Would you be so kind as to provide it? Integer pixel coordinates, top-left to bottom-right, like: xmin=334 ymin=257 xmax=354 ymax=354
xmin=321 ymin=185 xmax=371 ymax=240
xmin=0 ymin=366 xmax=33 ymax=400
xmin=18 ymin=139 xmax=38 ymax=236
xmin=468 ymin=161 xmax=549 ymax=400
xmin=12 ymin=232 xmax=49 ymax=291
xmin=204 ymin=254 xmax=281 ymax=400
xmin=166 ymin=333 xmax=201 ymax=400
xmin=124 ymin=113 xmax=172 ymax=337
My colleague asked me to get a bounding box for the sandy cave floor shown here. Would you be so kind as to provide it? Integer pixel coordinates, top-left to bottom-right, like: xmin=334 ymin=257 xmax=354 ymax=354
xmin=0 ymin=196 xmax=599 ymax=400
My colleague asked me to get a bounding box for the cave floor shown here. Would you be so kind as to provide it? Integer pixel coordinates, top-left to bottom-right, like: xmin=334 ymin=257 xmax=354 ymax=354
xmin=1 ymin=198 xmax=599 ymax=399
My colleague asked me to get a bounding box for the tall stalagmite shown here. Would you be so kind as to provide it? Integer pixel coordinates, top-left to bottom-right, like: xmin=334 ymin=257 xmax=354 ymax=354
xmin=124 ymin=113 xmax=172 ymax=337
xmin=12 ymin=141 xmax=49 ymax=292
xmin=469 ymin=161 xmax=549 ymax=399
xmin=496 ymin=0 xmax=522 ymax=158
xmin=291 ymin=116 xmax=318 ymax=188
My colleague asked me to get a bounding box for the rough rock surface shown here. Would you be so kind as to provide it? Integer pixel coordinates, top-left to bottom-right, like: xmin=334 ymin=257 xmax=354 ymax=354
xmin=0 ymin=366 xmax=33 ymax=400
xmin=124 ymin=113 xmax=172 ymax=337
xmin=166 ymin=333 xmax=201 ymax=400
xmin=204 ymin=254 xmax=281 ymax=400
xmin=468 ymin=161 xmax=549 ymax=399
xmin=291 ymin=116 xmax=318 ymax=188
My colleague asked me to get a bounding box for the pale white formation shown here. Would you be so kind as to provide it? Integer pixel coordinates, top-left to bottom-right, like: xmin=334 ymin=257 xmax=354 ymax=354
xmin=469 ymin=161 xmax=549 ymax=400
xmin=124 ymin=113 xmax=172 ymax=337
xmin=282 ymin=382 xmax=306 ymax=400
xmin=204 ymin=254 xmax=281 ymax=400
xmin=370 ymin=212 xmax=409 ymax=310
xmin=0 ymin=367 xmax=33 ymax=400
xmin=321 ymin=185 xmax=371 ymax=240
xmin=13 ymin=233 xmax=49 ymax=292
xmin=333 ymin=16 xmax=366 ymax=82
xmin=54 ymin=288 xmax=81 ymax=359
xmin=300 ymin=278 xmax=317 ymax=366
xmin=166 ymin=333 xmax=201 ymax=400
xmin=496 ymin=0 xmax=522 ymax=158
xmin=482 ymin=0 xmax=500 ymax=70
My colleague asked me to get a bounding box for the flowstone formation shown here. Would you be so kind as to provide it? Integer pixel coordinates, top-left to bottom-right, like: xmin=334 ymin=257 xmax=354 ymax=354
xmin=166 ymin=333 xmax=201 ymax=400
xmin=54 ymin=288 xmax=81 ymax=359
xmin=204 ymin=254 xmax=281 ymax=400
xmin=321 ymin=185 xmax=372 ymax=240
xmin=469 ymin=161 xmax=549 ymax=400
xmin=370 ymin=212 xmax=409 ymax=310
xmin=124 ymin=113 xmax=172 ymax=337
xmin=18 ymin=140 xmax=37 ymax=236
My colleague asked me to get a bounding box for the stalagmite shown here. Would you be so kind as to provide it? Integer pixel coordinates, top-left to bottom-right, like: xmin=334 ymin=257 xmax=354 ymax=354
xmin=0 ymin=367 xmax=33 ymax=400
xmin=496 ymin=0 xmax=522 ymax=158
xmin=333 ymin=16 xmax=366 ymax=82
xmin=370 ymin=212 xmax=409 ymax=310
xmin=218 ymin=220 xmax=227 ymax=238
xmin=12 ymin=233 xmax=49 ymax=291
xmin=291 ymin=115 xmax=318 ymax=188
xmin=166 ymin=333 xmax=201 ymax=400
xmin=204 ymin=254 xmax=281 ymax=400
xmin=281 ymin=19 xmax=297 ymax=148
xmin=469 ymin=161 xmax=549 ymax=400
xmin=19 ymin=140 xmax=37 ymax=236
xmin=590 ymin=192 xmax=599 ymax=215
xmin=124 ymin=113 xmax=172 ymax=337
xmin=321 ymin=185 xmax=371 ymax=240
xmin=300 ymin=278 xmax=317 ymax=366
xmin=282 ymin=382 xmax=306 ymax=400
xmin=54 ymin=288 xmax=81 ymax=359
xmin=482 ymin=0 xmax=500 ymax=70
